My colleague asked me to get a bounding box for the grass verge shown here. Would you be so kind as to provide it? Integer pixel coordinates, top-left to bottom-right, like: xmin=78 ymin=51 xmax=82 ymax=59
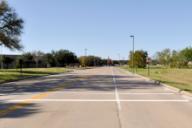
xmin=0 ymin=68 xmax=70 ymax=84
xmin=121 ymin=66 xmax=192 ymax=93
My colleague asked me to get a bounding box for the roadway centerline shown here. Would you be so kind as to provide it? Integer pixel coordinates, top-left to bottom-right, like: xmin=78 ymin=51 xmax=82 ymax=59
xmin=112 ymin=67 xmax=123 ymax=128
xmin=112 ymin=67 xmax=121 ymax=110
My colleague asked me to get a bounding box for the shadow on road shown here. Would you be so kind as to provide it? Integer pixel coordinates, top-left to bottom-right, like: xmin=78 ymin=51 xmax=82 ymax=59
xmin=0 ymin=69 xmax=161 ymax=119
xmin=0 ymin=73 xmax=160 ymax=95
xmin=0 ymin=100 xmax=40 ymax=118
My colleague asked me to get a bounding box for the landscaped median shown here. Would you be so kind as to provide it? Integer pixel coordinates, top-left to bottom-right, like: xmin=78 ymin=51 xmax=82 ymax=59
xmin=0 ymin=68 xmax=71 ymax=84
xmin=121 ymin=66 xmax=192 ymax=93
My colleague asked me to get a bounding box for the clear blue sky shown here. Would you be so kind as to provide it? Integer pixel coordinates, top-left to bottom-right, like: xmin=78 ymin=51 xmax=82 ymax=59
xmin=4 ymin=0 xmax=192 ymax=59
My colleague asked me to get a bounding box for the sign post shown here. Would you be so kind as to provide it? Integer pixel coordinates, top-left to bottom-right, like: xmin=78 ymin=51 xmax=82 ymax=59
xmin=146 ymin=57 xmax=151 ymax=76
xmin=19 ymin=59 xmax=23 ymax=76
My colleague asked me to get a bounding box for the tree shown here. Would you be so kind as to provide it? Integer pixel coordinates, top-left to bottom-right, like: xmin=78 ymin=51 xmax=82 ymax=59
xmin=0 ymin=1 xmax=24 ymax=50
xmin=44 ymin=53 xmax=56 ymax=67
xmin=3 ymin=56 xmax=14 ymax=68
xmin=129 ymin=50 xmax=148 ymax=68
xmin=32 ymin=51 xmax=45 ymax=68
xmin=170 ymin=50 xmax=180 ymax=68
xmin=180 ymin=47 xmax=192 ymax=62
xmin=155 ymin=49 xmax=171 ymax=66
xmin=54 ymin=50 xmax=78 ymax=67
xmin=79 ymin=56 xmax=106 ymax=67
xmin=19 ymin=52 xmax=35 ymax=68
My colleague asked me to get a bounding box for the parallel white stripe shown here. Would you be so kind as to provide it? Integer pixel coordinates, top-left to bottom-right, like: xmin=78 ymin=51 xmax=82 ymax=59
xmin=9 ymin=99 xmax=189 ymax=102
xmin=119 ymin=92 xmax=174 ymax=95
xmin=53 ymin=91 xmax=174 ymax=95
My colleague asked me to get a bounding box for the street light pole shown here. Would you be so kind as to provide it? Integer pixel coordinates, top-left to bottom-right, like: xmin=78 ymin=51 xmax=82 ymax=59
xmin=130 ymin=35 xmax=135 ymax=73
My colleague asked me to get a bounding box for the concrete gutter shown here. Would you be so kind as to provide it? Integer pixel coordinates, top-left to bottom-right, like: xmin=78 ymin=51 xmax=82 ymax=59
xmin=119 ymin=68 xmax=192 ymax=98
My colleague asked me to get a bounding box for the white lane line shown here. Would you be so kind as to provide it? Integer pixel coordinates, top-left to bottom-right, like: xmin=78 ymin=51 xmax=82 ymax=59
xmin=182 ymin=95 xmax=192 ymax=101
xmin=119 ymin=92 xmax=174 ymax=95
xmin=164 ymin=87 xmax=178 ymax=93
xmin=9 ymin=99 xmax=189 ymax=103
xmin=112 ymin=68 xmax=121 ymax=111
xmin=54 ymin=91 xmax=174 ymax=95
xmin=55 ymin=91 xmax=115 ymax=95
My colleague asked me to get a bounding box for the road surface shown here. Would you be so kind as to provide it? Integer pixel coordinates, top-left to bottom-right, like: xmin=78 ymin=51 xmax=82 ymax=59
xmin=0 ymin=67 xmax=192 ymax=128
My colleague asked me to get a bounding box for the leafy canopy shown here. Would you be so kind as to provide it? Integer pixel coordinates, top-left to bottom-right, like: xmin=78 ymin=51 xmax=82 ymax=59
xmin=0 ymin=1 xmax=24 ymax=50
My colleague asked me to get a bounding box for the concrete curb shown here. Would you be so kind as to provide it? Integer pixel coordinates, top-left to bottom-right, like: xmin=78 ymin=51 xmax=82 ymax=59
xmin=118 ymin=68 xmax=192 ymax=98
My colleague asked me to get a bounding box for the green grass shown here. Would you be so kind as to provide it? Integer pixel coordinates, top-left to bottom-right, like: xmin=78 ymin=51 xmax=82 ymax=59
xmin=0 ymin=68 xmax=70 ymax=83
xmin=122 ymin=66 xmax=192 ymax=92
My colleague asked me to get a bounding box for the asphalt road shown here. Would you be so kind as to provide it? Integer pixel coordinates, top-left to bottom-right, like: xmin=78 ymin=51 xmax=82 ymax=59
xmin=0 ymin=67 xmax=192 ymax=128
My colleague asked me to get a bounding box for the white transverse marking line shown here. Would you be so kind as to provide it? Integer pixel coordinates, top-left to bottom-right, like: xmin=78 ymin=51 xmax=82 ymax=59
xmin=119 ymin=92 xmax=174 ymax=95
xmin=112 ymin=67 xmax=121 ymax=111
xmin=9 ymin=99 xmax=189 ymax=103
xmin=56 ymin=91 xmax=174 ymax=95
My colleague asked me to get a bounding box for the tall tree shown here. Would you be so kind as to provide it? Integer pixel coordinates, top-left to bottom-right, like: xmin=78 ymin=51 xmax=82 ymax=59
xmin=156 ymin=49 xmax=171 ymax=66
xmin=0 ymin=1 xmax=24 ymax=50
xmin=54 ymin=50 xmax=78 ymax=67
xmin=20 ymin=52 xmax=35 ymax=68
xmin=3 ymin=56 xmax=14 ymax=68
xmin=44 ymin=53 xmax=56 ymax=67
xmin=32 ymin=51 xmax=45 ymax=68
xmin=180 ymin=47 xmax=192 ymax=62
xmin=129 ymin=50 xmax=148 ymax=68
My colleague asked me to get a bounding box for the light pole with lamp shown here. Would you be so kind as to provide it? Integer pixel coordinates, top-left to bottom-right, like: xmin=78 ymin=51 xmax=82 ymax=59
xmin=130 ymin=35 xmax=135 ymax=73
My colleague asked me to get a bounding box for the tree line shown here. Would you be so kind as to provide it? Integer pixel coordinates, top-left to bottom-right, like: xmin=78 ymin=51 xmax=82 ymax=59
xmin=154 ymin=47 xmax=192 ymax=68
xmin=128 ymin=47 xmax=192 ymax=68
xmin=0 ymin=49 xmax=112 ymax=68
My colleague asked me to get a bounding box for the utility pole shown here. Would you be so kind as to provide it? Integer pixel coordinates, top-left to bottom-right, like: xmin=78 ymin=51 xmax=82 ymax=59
xmin=118 ymin=53 xmax=121 ymax=66
xmin=130 ymin=35 xmax=135 ymax=73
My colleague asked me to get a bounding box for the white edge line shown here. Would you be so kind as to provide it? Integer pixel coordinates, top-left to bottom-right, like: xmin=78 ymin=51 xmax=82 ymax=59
xmin=182 ymin=95 xmax=192 ymax=101
xmin=164 ymin=87 xmax=178 ymax=93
